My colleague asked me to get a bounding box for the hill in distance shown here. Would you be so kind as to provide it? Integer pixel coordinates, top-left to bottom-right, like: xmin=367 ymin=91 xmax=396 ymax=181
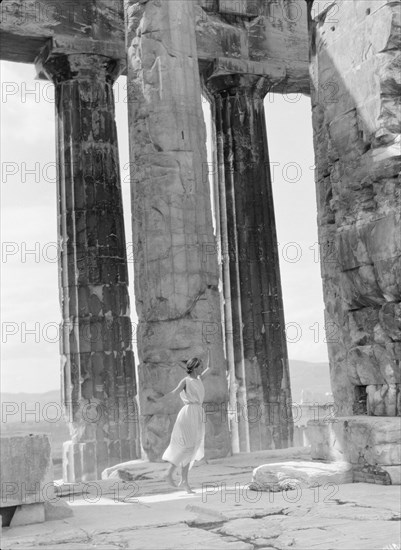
xmin=288 ymin=359 xmax=331 ymax=404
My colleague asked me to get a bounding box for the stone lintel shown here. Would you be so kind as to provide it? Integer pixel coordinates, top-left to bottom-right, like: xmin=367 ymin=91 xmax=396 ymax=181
xmin=0 ymin=0 xmax=125 ymax=64
xmin=50 ymin=36 xmax=124 ymax=64
xmin=0 ymin=31 xmax=49 ymax=64
xmin=1 ymin=0 xmax=309 ymax=94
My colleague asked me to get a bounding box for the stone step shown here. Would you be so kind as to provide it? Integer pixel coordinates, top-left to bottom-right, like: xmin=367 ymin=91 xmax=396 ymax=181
xmin=306 ymin=416 xmax=401 ymax=483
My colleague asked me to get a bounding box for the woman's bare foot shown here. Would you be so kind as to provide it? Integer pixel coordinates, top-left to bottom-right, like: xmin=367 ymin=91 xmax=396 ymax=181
xmin=182 ymin=482 xmax=195 ymax=494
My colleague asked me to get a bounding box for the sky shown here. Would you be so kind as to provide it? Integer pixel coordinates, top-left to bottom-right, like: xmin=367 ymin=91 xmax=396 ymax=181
xmin=0 ymin=60 xmax=329 ymax=394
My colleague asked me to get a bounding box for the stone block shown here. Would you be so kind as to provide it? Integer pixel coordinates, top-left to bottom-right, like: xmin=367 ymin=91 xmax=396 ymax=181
xmin=325 ymin=343 xmax=355 ymax=417
xmin=347 ymin=307 xmax=380 ymax=346
xmin=366 ymin=383 xmax=399 ymax=416
xmin=381 ymin=465 xmax=401 ymax=485
xmin=0 ymin=435 xmax=54 ymax=508
xmin=251 ymin=461 xmax=353 ymax=491
xmin=347 ymin=345 xmax=400 ymax=386
xmin=352 ymin=464 xmax=392 ymax=485
xmin=374 ymin=256 xmax=401 ymax=302
xmin=10 ymin=503 xmax=45 ymax=527
xmin=340 ymin=266 xmax=384 ymax=309
xmin=307 ymin=416 xmax=401 ymax=468
xmin=337 ymin=225 xmax=371 ymax=271
xmin=366 ymin=213 xmax=401 ymax=262
xmin=329 ymin=110 xmax=370 ymax=162
xmin=347 ymin=345 xmax=385 ymax=385
xmin=380 ymin=302 xmax=401 ymax=341
xmin=44 ymin=500 xmax=73 ymax=521
xmin=101 ymin=459 xmax=166 ymax=482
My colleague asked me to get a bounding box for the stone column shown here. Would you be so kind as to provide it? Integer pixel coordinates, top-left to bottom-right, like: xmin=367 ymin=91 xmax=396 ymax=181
xmin=125 ymin=0 xmax=230 ymax=460
xmin=207 ymin=74 xmax=293 ymax=450
xmin=36 ymin=50 xmax=140 ymax=482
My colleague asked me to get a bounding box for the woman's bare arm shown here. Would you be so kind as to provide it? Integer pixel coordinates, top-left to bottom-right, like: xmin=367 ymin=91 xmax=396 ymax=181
xmin=149 ymin=378 xmax=186 ymax=403
xmin=199 ymin=348 xmax=211 ymax=379
xmin=166 ymin=377 xmax=186 ymax=396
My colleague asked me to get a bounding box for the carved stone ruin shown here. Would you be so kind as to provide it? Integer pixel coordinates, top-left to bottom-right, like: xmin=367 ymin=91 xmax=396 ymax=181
xmin=0 ymin=0 xmax=399 ymax=485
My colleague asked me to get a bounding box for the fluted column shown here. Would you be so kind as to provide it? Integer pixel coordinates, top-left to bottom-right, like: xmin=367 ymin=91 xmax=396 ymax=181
xmin=36 ymin=51 xmax=140 ymax=481
xmin=208 ymin=74 xmax=293 ymax=450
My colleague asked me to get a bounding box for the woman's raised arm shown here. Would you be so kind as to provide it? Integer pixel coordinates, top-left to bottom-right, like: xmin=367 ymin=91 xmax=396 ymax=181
xmin=199 ymin=348 xmax=211 ymax=379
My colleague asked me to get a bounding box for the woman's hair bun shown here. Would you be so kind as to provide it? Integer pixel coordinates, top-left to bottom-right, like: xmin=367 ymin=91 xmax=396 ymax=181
xmin=186 ymin=357 xmax=201 ymax=374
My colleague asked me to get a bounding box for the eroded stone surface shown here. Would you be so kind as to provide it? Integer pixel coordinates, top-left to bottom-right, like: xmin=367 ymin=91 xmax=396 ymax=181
xmin=252 ymin=460 xmax=353 ymax=490
xmin=0 ymin=435 xmax=54 ymax=508
xmin=307 ymin=416 xmax=401 ymax=469
xmin=309 ymin=0 xmax=401 ymax=418
xmin=3 ymin=476 xmax=400 ymax=550
xmin=218 ymin=517 xmax=282 ymax=543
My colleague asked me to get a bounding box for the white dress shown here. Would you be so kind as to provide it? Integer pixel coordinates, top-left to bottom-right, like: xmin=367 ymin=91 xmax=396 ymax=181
xmin=162 ymin=376 xmax=205 ymax=468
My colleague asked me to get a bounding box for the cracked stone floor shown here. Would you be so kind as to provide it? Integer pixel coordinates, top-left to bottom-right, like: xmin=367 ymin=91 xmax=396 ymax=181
xmin=2 ymin=448 xmax=400 ymax=550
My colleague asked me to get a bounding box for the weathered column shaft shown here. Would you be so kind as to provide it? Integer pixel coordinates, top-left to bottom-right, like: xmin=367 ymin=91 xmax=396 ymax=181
xmin=37 ymin=52 xmax=140 ymax=481
xmin=125 ymin=0 xmax=230 ymax=460
xmin=215 ymin=92 xmax=249 ymax=453
xmin=209 ymin=75 xmax=293 ymax=450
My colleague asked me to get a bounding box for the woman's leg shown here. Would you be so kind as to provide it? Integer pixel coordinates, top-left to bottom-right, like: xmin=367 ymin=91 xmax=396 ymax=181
xmin=180 ymin=463 xmax=195 ymax=494
xmin=180 ymin=463 xmax=189 ymax=485
xmin=164 ymin=462 xmax=177 ymax=486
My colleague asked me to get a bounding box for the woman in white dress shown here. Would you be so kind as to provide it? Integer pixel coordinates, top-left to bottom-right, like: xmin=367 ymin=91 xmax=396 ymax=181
xmin=161 ymin=351 xmax=211 ymax=493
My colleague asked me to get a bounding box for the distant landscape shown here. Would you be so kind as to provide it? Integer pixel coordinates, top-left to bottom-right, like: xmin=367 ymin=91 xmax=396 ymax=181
xmin=288 ymin=359 xmax=332 ymax=404
xmin=0 ymin=359 xmax=331 ymax=468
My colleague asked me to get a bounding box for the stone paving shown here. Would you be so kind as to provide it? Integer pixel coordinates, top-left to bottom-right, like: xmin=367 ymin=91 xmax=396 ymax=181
xmin=2 ymin=449 xmax=400 ymax=550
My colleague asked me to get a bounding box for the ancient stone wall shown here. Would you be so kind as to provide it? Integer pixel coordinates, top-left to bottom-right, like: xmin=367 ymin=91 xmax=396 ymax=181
xmin=309 ymin=0 xmax=401 ymax=416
